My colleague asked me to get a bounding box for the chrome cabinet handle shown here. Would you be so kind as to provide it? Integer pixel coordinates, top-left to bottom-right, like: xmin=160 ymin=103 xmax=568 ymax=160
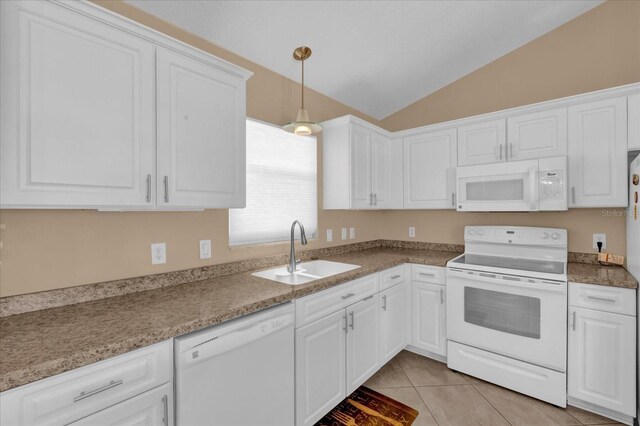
xmin=418 ymin=272 xmax=435 ymax=277
xmin=451 ymin=192 xmax=455 ymax=206
xmin=571 ymin=311 xmax=576 ymax=331
xmin=146 ymin=174 xmax=151 ymax=203
xmin=343 ymin=315 xmax=348 ymax=333
xmin=341 ymin=292 xmax=355 ymax=300
xmin=349 ymin=311 xmax=354 ymax=329
xmin=571 ymin=187 xmax=576 ymax=204
xmin=440 ymin=288 xmax=444 ymax=304
xmin=374 ymin=193 xmax=377 ymax=206
xmin=163 ymin=176 xmax=169 ymax=203
xmin=499 ymin=144 xmax=503 ymax=160
xmin=586 ymin=295 xmax=616 ymax=303
xmin=390 ymin=275 xmax=401 ymax=279
xmin=382 ymin=295 xmax=387 ymax=311
xmin=162 ymin=395 xmax=169 ymax=426
xmin=73 ymin=379 xmax=123 ymax=402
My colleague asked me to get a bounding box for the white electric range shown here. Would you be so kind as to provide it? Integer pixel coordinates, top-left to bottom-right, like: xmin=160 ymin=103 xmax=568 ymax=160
xmin=446 ymin=226 xmax=568 ymax=407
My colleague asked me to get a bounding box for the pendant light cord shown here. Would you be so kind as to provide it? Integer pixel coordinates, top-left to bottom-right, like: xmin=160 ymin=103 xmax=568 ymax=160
xmin=301 ymin=58 xmax=305 ymax=109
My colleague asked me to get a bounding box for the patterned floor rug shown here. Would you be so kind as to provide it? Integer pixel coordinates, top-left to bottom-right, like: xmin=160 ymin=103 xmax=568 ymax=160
xmin=315 ymin=386 xmax=419 ymax=426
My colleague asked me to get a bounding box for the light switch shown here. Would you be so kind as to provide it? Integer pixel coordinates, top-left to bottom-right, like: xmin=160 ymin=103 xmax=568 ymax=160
xmin=326 ymin=229 xmax=333 ymax=242
xmin=409 ymin=227 xmax=416 ymax=238
xmin=200 ymin=240 xmax=212 ymax=259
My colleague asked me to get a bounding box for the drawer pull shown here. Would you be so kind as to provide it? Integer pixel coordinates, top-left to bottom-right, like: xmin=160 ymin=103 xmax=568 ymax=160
xmin=418 ymin=272 xmax=435 ymax=277
xmin=363 ymin=295 xmax=374 ymax=301
xmin=162 ymin=395 xmax=169 ymax=426
xmin=586 ymin=295 xmax=616 ymax=303
xmin=73 ymin=379 xmax=123 ymax=402
xmin=341 ymin=292 xmax=355 ymax=300
xmin=390 ymin=274 xmax=401 ymax=279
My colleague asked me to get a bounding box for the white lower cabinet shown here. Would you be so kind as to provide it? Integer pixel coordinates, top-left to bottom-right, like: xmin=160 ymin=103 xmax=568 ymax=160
xmin=69 ymin=383 xmax=172 ymax=426
xmin=346 ymin=294 xmax=380 ymax=394
xmin=568 ymin=283 xmax=637 ymax=421
xmin=411 ymin=268 xmax=447 ymax=357
xmin=380 ymin=281 xmax=410 ymax=364
xmin=0 ymin=340 xmax=173 ymax=426
xmin=295 ymin=309 xmax=347 ymax=426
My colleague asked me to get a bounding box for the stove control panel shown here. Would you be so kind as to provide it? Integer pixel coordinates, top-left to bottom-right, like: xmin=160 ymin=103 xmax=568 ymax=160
xmin=465 ymin=226 xmax=567 ymax=246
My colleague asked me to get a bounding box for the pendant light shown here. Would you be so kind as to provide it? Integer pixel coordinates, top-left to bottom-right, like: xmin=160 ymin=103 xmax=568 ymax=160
xmin=283 ymin=46 xmax=322 ymax=136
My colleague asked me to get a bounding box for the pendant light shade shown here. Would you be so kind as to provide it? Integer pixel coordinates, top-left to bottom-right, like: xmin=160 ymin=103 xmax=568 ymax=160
xmin=284 ymin=46 xmax=322 ymax=136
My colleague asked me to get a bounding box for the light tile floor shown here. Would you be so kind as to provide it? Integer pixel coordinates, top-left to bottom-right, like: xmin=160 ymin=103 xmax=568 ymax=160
xmin=363 ymin=350 xmax=622 ymax=426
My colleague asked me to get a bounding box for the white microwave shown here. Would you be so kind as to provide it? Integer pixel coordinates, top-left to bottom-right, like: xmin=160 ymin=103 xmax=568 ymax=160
xmin=456 ymin=156 xmax=567 ymax=212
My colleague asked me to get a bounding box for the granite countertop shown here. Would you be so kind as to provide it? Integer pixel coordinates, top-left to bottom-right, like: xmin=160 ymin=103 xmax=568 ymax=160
xmin=1 ymin=246 xmax=636 ymax=393
xmin=0 ymin=247 xmax=459 ymax=392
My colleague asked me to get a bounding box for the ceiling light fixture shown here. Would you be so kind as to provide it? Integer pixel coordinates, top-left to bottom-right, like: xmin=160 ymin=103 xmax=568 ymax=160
xmin=283 ymin=46 xmax=322 ymax=136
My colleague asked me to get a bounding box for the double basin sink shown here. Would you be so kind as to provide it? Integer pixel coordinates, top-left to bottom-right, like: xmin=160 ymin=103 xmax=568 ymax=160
xmin=252 ymin=260 xmax=361 ymax=285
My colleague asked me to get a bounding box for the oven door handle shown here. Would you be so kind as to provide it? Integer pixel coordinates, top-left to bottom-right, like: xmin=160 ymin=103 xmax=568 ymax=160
xmin=446 ymin=269 xmax=566 ymax=293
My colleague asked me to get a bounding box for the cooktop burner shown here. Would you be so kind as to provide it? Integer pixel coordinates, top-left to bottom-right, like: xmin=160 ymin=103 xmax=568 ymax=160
xmin=449 ymin=254 xmax=565 ymax=275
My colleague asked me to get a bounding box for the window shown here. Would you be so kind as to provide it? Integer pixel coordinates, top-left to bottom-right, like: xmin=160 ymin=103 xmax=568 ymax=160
xmin=229 ymin=119 xmax=317 ymax=246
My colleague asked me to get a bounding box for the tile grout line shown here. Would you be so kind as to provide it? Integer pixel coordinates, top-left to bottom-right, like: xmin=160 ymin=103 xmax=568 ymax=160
xmin=393 ymin=355 xmax=441 ymax=426
xmin=466 ymin=381 xmax=514 ymax=426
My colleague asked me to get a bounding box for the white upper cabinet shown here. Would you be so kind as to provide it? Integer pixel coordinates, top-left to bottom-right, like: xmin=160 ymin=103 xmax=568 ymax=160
xmin=0 ymin=1 xmax=250 ymax=210
xmin=323 ymin=116 xmax=390 ymax=210
xmin=0 ymin=0 xmax=155 ymax=208
xmin=156 ymin=48 xmax=246 ymax=208
xmin=568 ymin=97 xmax=628 ymax=207
xmin=457 ymin=119 xmax=506 ymax=166
xmin=628 ymin=94 xmax=640 ymax=150
xmin=507 ymin=108 xmax=567 ymax=161
xmin=404 ymin=129 xmax=457 ymax=209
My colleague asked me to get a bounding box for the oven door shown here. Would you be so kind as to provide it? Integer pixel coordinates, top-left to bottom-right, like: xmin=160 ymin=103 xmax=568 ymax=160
xmin=446 ymin=268 xmax=567 ymax=372
xmin=456 ymin=159 xmax=538 ymax=211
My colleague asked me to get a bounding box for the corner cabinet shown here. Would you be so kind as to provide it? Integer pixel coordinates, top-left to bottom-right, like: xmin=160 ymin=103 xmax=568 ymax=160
xmin=0 ymin=0 xmax=251 ymax=209
xmin=322 ymin=116 xmax=391 ymax=209
xmin=403 ymin=129 xmax=457 ymax=209
xmin=568 ymin=97 xmax=628 ymax=208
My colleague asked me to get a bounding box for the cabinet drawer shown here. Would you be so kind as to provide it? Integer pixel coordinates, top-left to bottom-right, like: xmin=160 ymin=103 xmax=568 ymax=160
xmin=380 ymin=265 xmax=406 ymax=291
xmin=569 ymin=282 xmax=636 ymax=316
xmin=295 ymin=274 xmax=379 ymax=327
xmin=0 ymin=340 xmax=172 ymax=426
xmin=411 ymin=264 xmax=445 ymax=285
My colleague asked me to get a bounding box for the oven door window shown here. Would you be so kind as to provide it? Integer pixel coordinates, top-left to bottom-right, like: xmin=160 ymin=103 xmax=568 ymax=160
xmin=464 ymin=287 xmax=541 ymax=339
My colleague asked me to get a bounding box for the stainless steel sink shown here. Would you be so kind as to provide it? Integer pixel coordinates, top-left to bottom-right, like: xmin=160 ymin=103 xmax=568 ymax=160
xmin=252 ymin=260 xmax=360 ymax=285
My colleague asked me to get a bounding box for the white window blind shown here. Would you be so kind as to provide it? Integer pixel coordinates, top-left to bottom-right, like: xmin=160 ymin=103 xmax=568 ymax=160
xmin=229 ymin=119 xmax=317 ymax=246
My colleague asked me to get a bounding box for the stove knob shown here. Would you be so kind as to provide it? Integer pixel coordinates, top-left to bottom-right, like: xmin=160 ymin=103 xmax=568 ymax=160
xmin=551 ymin=232 xmax=561 ymax=240
xmin=542 ymin=232 xmax=550 ymax=239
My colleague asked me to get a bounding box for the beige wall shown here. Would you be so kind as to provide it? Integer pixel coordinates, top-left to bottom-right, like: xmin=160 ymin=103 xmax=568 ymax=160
xmin=1 ymin=1 xmax=638 ymax=297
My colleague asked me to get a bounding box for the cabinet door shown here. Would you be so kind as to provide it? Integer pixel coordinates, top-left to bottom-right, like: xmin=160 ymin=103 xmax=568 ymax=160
xmin=157 ymin=47 xmax=246 ymax=208
xmin=404 ymin=129 xmax=457 ymax=209
xmin=457 ymin=119 xmax=506 ymax=166
xmin=568 ymin=97 xmax=628 ymax=207
xmin=350 ymin=124 xmax=373 ymax=209
xmin=371 ymin=131 xmax=389 ymax=208
xmin=386 ymin=138 xmax=404 ymax=209
xmin=412 ymin=282 xmax=446 ymax=356
xmin=507 ymin=108 xmax=567 ymax=161
xmin=628 ymin=94 xmax=640 ymax=150
xmin=568 ymin=307 xmax=636 ymax=417
xmin=295 ymin=310 xmax=346 ymax=426
xmin=69 ymin=383 xmax=173 ymax=426
xmin=380 ymin=282 xmax=410 ymax=364
xmin=346 ymin=294 xmax=380 ymax=394
xmin=0 ymin=1 xmax=155 ymax=208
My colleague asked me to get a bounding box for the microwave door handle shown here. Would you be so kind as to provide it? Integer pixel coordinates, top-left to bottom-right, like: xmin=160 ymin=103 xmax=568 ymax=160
xmin=530 ymin=167 xmax=538 ymax=211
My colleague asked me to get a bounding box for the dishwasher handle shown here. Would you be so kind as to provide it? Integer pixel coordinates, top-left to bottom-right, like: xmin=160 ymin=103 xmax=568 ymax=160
xmin=178 ymin=312 xmax=294 ymax=368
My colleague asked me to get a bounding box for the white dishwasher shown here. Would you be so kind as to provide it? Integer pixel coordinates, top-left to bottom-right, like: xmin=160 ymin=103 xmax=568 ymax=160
xmin=174 ymin=302 xmax=295 ymax=426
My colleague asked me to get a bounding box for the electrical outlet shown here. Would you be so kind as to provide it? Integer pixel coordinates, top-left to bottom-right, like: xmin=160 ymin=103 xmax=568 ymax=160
xmin=409 ymin=226 xmax=416 ymax=238
xmin=151 ymin=243 xmax=166 ymax=265
xmin=593 ymin=233 xmax=607 ymax=250
xmin=199 ymin=240 xmax=211 ymax=259
xmin=326 ymin=229 xmax=333 ymax=243
xmin=341 ymin=227 xmax=347 ymax=240
xmin=349 ymin=227 xmax=355 ymax=240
